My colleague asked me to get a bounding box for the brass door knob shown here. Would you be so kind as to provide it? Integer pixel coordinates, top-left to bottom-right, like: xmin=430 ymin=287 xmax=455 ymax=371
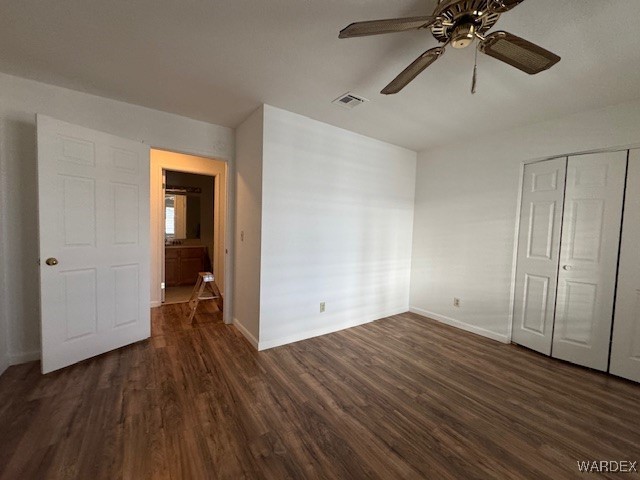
xmin=45 ymin=258 xmax=59 ymax=266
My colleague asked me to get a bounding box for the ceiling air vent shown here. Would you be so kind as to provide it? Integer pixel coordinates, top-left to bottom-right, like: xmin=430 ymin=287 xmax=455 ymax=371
xmin=332 ymin=92 xmax=369 ymax=109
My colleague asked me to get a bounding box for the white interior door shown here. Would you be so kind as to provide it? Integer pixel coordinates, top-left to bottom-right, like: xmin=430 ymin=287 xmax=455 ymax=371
xmin=38 ymin=115 xmax=150 ymax=374
xmin=552 ymin=151 xmax=627 ymax=371
xmin=512 ymin=158 xmax=566 ymax=354
xmin=610 ymin=149 xmax=640 ymax=382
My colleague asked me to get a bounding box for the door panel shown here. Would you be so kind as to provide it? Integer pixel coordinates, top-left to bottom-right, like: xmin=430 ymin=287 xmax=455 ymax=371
xmin=113 ymin=183 xmax=140 ymax=244
xmin=62 ymin=268 xmax=98 ymax=339
xmin=610 ymin=149 xmax=640 ymax=382
xmin=527 ymin=201 xmax=556 ymax=259
xmin=113 ymin=264 xmax=140 ymax=327
xmin=552 ymin=151 xmax=627 ymax=371
xmin=38 ymin=115 xmax=150 ymax=374
xmin=565 ymin=199 xmax=604 ymax=262
xmin=61 ymin=176 xmax=96 ymax=246
xmin=557 ymin=281 xmax=597 ymax=344
xmin=512 ymin=158 xmax=566 ymax=354
xmin=521 ymin=274 xmax=550 ymax=334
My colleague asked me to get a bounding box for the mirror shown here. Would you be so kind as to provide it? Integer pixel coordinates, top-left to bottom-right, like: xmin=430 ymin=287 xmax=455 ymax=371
xmin=165 ymin=193 xmax=201 ymax=240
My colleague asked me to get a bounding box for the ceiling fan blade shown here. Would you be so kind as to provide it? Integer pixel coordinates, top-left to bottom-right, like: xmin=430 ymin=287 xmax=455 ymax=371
xmin=339 ymin=16 xmax=437 ymax=39
xmin=381 ymin=47 xmax=445 ymax=95
xmin=479 ymin=31 xmax=560 ymax=74
xmin=487 ymin=0 xmax=526 ymax=13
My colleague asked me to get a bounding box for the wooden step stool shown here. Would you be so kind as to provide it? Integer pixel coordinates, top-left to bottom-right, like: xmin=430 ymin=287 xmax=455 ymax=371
xmin=187 ymin=272 xmax=223 ymax=324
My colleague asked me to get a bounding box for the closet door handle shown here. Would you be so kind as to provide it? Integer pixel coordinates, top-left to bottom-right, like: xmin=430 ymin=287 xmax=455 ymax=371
xmin=562 ymin=265 xmax=572 ymax=271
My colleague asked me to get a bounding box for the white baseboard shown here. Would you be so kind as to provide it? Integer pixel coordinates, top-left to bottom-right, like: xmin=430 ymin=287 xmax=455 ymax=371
xmin=409 ymin=307 xmax=509 ymax=344
xmin=258 ymin=307 xmax=408 ymax=351
xmin=10 ymin=349 xmax=41 ymax=365
xmin=232 ymin=318 xmax=259 ymax=350
xmin=0 ymin=354 xmax=9 ymax=376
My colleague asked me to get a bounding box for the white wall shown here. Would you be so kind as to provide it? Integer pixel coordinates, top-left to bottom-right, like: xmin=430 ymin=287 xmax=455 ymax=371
xmin=0 ymin=72 xmax=233 ymax=369
xmin=410 ymin=99 xmax=640 ymax=342
xmin=258 ymin=105 xmax=416 ymax=349
xmin=233 ymin=106 xmax=264 ymax=347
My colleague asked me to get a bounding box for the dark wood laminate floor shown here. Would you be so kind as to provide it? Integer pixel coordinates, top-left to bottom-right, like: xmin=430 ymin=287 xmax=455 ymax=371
xmin=1 ymin=304 xmax=639 ymax=479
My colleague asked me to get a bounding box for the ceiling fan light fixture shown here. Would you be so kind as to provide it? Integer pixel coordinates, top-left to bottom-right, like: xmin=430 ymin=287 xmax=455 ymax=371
xmin=451 ymin=23 xmax=476 ymax=49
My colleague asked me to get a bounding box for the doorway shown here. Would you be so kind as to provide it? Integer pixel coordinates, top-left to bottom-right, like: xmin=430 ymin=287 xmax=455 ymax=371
xmin=163 ymin=170 xmax=215 ymax=304
xmin=150 ymin=149 xmax=228 ymax=320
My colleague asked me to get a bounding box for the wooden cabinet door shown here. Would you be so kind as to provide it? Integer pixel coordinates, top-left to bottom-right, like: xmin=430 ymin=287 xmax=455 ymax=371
xmin=165 ymin=257 xmax=180 ymax=287
xmin=165 ymin=248 xmax=180 ymax=287
xmin=165 ymin=247 xmax=204 ymax=286
xmin=180 ymin=257 xmax=203 ymax=285
xmin=180 ymin=247 xmax=204 ymax=285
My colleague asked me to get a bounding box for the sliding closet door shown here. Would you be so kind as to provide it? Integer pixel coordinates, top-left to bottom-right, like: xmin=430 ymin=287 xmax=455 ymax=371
xmin=610 ymin=149 xmax=640 ymax=382
xmin=552 ymin=151 xmax=627 ymax=371
xmin=512 ymin=158 xmax=566 ymax=355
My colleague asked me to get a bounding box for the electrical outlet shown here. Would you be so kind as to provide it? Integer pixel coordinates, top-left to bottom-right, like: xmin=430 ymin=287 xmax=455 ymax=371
xmin=320 ymin=302 xmax=326 ymax=313
xmin=453 ymin=298 xmax=461 ymax=308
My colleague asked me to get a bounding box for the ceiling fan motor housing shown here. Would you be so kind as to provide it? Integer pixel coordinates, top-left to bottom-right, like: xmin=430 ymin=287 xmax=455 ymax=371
xmin=451 ymin=23 xmax=476 ymax=49
xmin=431 ymin=0 xmax=501 ymax=45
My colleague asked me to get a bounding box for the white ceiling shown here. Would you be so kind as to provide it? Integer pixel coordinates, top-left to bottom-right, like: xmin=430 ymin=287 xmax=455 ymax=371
xmin=1 ymin=0 xmax=639 ymax=151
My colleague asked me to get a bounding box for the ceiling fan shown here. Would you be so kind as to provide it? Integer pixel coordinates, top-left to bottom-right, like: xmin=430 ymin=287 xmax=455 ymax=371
xmin=338 ymin=0 xmax=561 ymax=95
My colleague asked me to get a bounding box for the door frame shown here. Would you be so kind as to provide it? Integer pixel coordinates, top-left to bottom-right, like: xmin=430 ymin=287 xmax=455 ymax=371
xmin=508 ymin=145 xmax=633 ymax=344
xmin=150 ymin=148 xmax=231 ymax=324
